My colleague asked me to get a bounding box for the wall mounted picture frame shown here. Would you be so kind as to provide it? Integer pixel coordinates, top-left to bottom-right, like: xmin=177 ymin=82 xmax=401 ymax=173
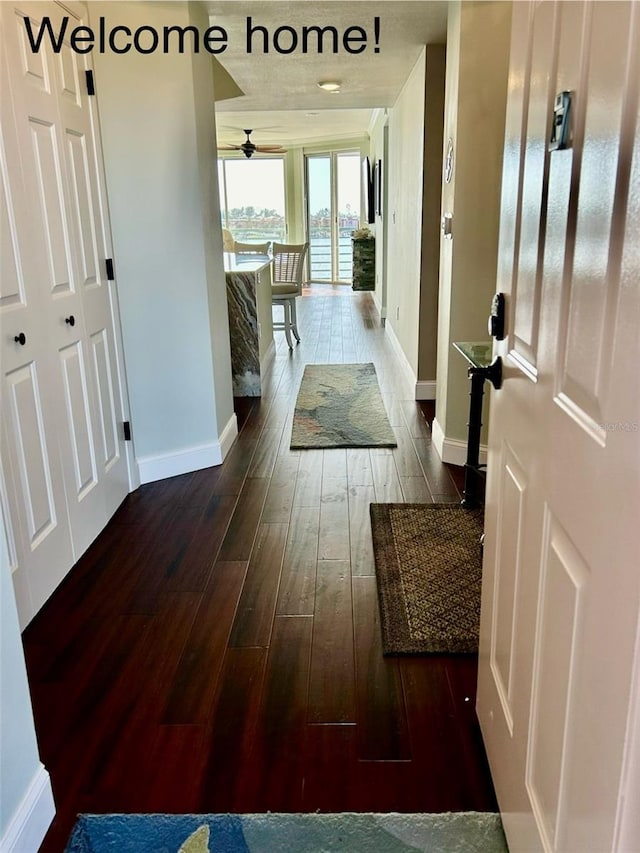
xmin=374 ymin=158 xmax=383 ymax=217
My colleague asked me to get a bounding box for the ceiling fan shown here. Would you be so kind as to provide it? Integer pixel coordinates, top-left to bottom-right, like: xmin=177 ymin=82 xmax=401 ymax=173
xmin=218 ymin=129 xmax=287 ymax=159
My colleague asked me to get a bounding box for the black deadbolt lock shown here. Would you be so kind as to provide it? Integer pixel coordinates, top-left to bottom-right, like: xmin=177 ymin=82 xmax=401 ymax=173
xmin=488 ymin=293 xmax=506 ymax=341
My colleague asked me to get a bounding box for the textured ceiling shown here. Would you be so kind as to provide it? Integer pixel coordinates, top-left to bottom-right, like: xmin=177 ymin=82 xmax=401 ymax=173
xmin=209 ymin=1 xmax=448 ymax=146
xmin=216 ymin=109 xmax=376 ymax=148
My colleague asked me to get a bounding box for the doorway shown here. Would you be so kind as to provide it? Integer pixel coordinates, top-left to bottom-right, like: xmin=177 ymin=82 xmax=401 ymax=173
xmin=305 ymin=151 xmax=361 ymax=283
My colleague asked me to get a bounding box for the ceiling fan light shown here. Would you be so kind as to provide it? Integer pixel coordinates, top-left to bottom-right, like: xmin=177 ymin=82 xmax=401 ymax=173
xmin=317 ymin=80 xmax=341 ymax=92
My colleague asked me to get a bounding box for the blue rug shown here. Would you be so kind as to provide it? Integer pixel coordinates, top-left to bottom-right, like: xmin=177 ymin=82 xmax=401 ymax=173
xmin=65 ymin=812 xmax=508 ymax=852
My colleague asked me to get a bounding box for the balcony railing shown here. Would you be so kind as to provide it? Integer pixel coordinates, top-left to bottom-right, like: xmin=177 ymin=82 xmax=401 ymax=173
xmin=308 ymin=233 xmax=354 ymax=282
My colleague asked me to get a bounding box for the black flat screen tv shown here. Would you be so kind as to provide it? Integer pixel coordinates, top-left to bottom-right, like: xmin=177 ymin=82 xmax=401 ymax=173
xmin=362 ymin=156 xmax=375 ymax=224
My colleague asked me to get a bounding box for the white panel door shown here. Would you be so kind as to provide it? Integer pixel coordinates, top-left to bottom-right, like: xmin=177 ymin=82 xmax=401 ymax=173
xmin=477 ymin=3 xmax=640 ymax=852
xmin=0 ymin=25 xmax=73 ymax=623
xmin=0 ymin=1 xmax=131 ymax=625
xmin=53 ymin=1 xmax=131 ymax=520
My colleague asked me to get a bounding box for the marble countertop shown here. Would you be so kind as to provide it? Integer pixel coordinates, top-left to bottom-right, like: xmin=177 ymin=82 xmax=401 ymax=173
xmin=223 ymin=252 xmax=272 ymax=275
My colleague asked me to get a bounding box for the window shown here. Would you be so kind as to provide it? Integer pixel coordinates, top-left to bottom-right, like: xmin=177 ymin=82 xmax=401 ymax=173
xmin=218 ymin=158 xmax=286 ymax=243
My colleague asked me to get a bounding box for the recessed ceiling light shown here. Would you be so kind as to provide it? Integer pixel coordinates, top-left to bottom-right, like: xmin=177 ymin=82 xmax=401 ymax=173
xmin=317 ymin=80 xmax=341 ymax=92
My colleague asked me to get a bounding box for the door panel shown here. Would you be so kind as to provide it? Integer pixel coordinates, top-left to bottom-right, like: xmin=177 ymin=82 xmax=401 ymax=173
xmin=90 ymin=328 xmax=119 ymax=471
xmin=512 ymin=2 xmax=558 ymax=375
xmin=5 ymin=362 xmax=58 ymax=545
xmin=66 ymin=129 xmax=100 ymax=288
xmin=0 ymin=153 xmax=26 ymax=309
xmin=59 ymin=341 xmax=98 ymax=499
xmin=558 ymin=3 xmax=633 ymax=426
xmin=477 ymin=3 xmax=640 ymax=851
xmin=489 ymin=444 xmax=527 ymax=736
xmin=14 ymin=6 xmax=51 ymax=92
xmin=526 ymin=512 xmax=588 ymax=852
xmin=30 ymin=118 xmax=74 ymax=294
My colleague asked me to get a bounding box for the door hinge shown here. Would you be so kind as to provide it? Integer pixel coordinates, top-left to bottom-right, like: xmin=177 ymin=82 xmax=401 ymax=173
xmin=105 ymin=258 xmax=115 ymax=280
xmin=85 ymin=70 xmax=95 ymax=96
xmin=123 ymin=421 xmax=132 ymax=441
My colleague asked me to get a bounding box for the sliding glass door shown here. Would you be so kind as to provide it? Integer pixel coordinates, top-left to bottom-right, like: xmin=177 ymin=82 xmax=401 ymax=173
xmin=306 ymin=151 xmax=361 ymax=283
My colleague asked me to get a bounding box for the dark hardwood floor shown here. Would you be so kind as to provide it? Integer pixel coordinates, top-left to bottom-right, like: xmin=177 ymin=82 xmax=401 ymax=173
xmin=23 ymin=285 xmax=497 ymax=852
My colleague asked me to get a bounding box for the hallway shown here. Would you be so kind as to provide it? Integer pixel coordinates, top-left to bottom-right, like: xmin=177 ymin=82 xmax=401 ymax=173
xmin=24 ymin=286 xmax=496 ymax=852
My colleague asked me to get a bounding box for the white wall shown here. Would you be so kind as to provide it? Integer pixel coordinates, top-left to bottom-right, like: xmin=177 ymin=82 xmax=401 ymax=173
xmin=91 ymin=1 xmax=235 ymax=483
xmin=1 ymin=525 xmax=54 ymax=850
xmin=434 ymin=0 xmax=512 ymax=462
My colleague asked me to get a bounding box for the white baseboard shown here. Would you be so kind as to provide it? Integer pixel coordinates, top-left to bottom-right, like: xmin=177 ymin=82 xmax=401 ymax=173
xmin=384 ymin=320 xmax=418 ymax=393
xmin=219 ymin=412 xmax=239 ymax=460
xmin=383 ymin=321 xmax=435 ymax=401
xmin=415 ymin=380 xmax=437 ymax=400
xmin=137 ymin=413 xmax=238 ymax=484
xmin=1 ymin=763 xmax=55 ymax=853
xmin=372 ymin=289 xmax=386 ymax=319
xmin=432 ymin=416 xmax=487 ymax=466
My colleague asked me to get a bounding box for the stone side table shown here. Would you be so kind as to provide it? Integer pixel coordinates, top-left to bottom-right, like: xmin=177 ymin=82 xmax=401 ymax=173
xmin=352 ymin=236 xmax=375 ymax=290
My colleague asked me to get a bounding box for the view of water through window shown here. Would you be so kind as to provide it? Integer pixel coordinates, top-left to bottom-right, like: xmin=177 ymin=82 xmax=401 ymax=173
xmin=218 ymin=150 xmax=362 ymax=283
xmin=218 ymin=158 xmax=286 ymax=242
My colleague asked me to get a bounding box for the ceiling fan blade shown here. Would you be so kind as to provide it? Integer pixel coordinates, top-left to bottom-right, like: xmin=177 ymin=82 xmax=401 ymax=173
xmin=217 ymin=144 xmax=242 ymax=151
xmin=255 ymin=145 xmax=287 ymax=152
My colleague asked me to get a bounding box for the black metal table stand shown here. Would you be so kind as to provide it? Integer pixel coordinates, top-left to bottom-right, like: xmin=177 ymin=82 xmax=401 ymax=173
xmin=461 ymin=357 xmax=503 ymax=509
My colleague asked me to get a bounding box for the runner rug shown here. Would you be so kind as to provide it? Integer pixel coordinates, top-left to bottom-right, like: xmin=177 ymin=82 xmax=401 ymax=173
xmin=370 ymin=503 xmax=484 ymax=654
xmin=65 ymin=812 xmax=507 ymax=852
xmin=290 ymin=363 xmax=397 ymax=449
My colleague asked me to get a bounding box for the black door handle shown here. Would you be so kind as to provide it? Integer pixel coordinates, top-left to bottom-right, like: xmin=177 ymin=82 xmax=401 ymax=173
xmin=469 ymin=356 xmax=503 ymax=390
xmin=14 ymin=332 xmax=26 ymax=346
xmin=65 ymin=315 xmax=75 ymax=326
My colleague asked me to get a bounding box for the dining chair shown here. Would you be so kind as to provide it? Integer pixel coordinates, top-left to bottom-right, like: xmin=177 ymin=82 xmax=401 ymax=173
xmin=271 ymin=242 xmax=308 ymax=349
xmin=233 ymin=240 xmax=270 ymax=254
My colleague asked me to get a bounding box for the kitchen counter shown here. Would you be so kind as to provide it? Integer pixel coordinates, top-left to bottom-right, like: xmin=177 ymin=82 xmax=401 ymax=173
xmin=224 ymin=253 xmax=274 ymax=396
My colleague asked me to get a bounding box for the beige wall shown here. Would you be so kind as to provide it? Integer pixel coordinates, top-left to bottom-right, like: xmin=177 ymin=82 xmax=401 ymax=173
xmin=418 ymin=45 xmax=446 ymax=390
xmin=368 ymin=109 xmax=388 ymax=316
xmin=386 ymin=48 xmax=428 ymax=377
xmin=435 ymin=1 xmax=512 ymax=458
xmin=284 ymin=148 xmax=306 ymax=244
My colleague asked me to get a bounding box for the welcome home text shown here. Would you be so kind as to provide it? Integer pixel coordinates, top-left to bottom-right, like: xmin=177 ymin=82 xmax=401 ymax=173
xmin=23 ymin=15 xmax=382 ymax=56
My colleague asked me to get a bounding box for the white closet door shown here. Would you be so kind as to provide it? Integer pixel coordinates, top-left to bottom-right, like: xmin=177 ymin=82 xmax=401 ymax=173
xmin=0 ymin=1 xmax=131 ymax=625
xmin=0 ymin=20 xmax=73 ymax=624
xmin=54 ymin=1 xmax=131 ymax=523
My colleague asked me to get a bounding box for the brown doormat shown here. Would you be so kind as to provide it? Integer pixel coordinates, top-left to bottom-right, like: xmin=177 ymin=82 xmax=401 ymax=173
xmin=370 ymin=503 xmax=484 ymax=654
